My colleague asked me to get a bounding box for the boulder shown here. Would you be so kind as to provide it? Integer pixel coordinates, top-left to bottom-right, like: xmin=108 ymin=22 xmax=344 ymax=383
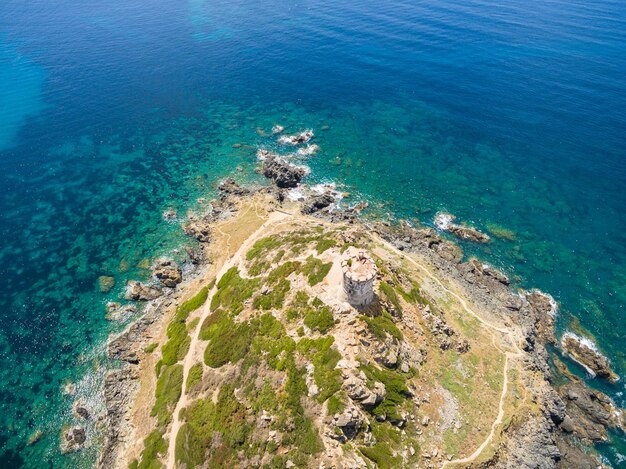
xmin=328 ymin=405 xmax=364 ymax=441
xmin=262 ymin=156 xmax=308 ymax=188
xmin=434 ymin=213 xmax=490 ymax=243
xmin=105 ymin=302 xmax=137 ymax=321
xmin=302 ymin=193 xmax=335 ymax=214
xmin=218 ymin=177 xmax=249 ymax=197
xmin=125 ymin=281 xmax=162 ymax=301
xmin=182 ymin=218 xmax=211 ymax=243
xmin=277 ymin=130 xmax=313 ymax=145
xmin=60 ymin=426 xmax=86 ymax=454
xmin=152 ymin=258 xmax=182 ymax=288
xmin=561 ymin=334 xmax=619 ymax=382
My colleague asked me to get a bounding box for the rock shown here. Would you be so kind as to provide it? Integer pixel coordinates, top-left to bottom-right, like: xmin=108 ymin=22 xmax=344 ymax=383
xmin=434 ymin=213 xmax=490 ymax=243
xmin=277 ymin=130 xmax=314 ymax=145
xmin=262 ymin=156 xmax=308 ymax=188
xmin=125 ymin=281 xmax=162 ymax=301
xmin=272 ymin=125 xmax=284 ymax=134
xmin=162 ymin=209 xmax=177 ymax=221
xmin=561 ymin=333 xmax=619 ymax=382
xmin=285 ymin=460 xmax=295 ymax=469
xmin=60 ymin=426 xmax=86 ymax=454
xmin=28 ymin=430 xmax=43 ymax=446
xmin=330 ymin=406 xmax=364 ymax=441
xmin=105 ymin=302 xmax=136 ymax=321
xmin=302 ymin=193 xmax=335 ymax=215
xmin=63 ymin=382 xmax=76 ymax=396
xmin=182 ymin=217 xmax=212 ymax=243
xmin=98 ymin=276 xmax=115 ymax=293
xmin=218 ymin=177 xmax=249 ymax=197
xmin=256 ymin=149 xmax=278 ymax=161
xmin=73 ymin=400 xmax=90 ymax=420
xmin=349 ymin=201 xmax=369 ymax=214
xmin=296 ymin=144 xmax=320 ymax=156
xmin=421 ymin=416 xmax=430 ymax=426
xmin=152 ymin=258 xmax=182 ymax=288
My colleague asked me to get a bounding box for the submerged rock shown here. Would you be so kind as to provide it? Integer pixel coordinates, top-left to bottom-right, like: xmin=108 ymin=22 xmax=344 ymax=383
xmin=152 ymin=258 xmax=182 ymax=288
xmin=271 ymin=124 xmax=284 ymax=134
xmin=125 ymin=281 xmax=162 ymax=301
xmin=434 ymin=213 xmax=490 ymax=243
xmin=98 ymin=276 xmax=115 ymax=293
xmin=262 ymin=156 xmax=308 ymax=188
xmin=561 ymin=333 xmax=619 ymax=382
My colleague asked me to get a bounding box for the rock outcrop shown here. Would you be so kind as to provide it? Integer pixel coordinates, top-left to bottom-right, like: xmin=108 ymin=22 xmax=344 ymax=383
xmin=124 ymin=281 xmax=162 ymax=301
xmin=60 ymin=426 xmax=86 ymax=454
xmin=277 ymin=130 xmax=313 ymax=145
xmin=561 ymin=333 xmax=619 ymax=382
xmin=302 ymin=193 xmax=335 ymax=215
xmin=218 ymin=177 xmax=250 ymax=198
xmin=434 ymin=213 xmax=491 ymax=243
xmin=182 ymin=217 xmax=212 ymax=243
xmin=152 ymin=258 xmax=182 ymax=288
xmin=105 ymin=302 xmax=137 ymax=321
xmin=262 ymin=156 xmax=308 ymax=188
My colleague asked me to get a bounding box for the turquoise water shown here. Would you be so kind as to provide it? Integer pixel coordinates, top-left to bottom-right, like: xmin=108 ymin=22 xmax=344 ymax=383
xmin=1 ymin=0 xmax=625 ymax=466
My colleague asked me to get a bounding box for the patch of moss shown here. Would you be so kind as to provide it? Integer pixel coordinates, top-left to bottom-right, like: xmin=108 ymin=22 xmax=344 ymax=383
xmin=361 ymin=310 xmax=403 ymax=341
xmin=150 ymin=364 xmax=184 ymax=428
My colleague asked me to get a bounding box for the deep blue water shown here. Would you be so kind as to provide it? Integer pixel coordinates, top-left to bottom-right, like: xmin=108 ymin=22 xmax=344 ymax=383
xmin=1 ymin=0 xmax=625 ymax=466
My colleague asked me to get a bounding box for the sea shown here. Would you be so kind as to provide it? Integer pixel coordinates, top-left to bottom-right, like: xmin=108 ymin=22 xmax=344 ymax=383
xmin=1 ymin=0 xmax=625 ymax=466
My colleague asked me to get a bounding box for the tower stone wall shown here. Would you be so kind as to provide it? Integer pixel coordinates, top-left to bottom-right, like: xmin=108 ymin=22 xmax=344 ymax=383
xmin=342 ymin=251 xmax=376 ymax=306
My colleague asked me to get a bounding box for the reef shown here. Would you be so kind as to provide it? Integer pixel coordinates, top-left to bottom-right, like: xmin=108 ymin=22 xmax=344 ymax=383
xmin=561 ymin=333 xmax=620 ymax=383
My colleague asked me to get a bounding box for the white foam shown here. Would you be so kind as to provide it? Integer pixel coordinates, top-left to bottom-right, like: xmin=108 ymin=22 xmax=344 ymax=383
xmin=434 ymin=212 xmax=455 ymax=230
xmin=296 ymin=144 xmax=320 ymax=156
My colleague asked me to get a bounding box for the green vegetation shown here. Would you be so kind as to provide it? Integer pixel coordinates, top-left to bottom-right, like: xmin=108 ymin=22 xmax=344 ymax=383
xmin=210 ymin=267 xmax=258 ymax=314
xmin=327 ymin=394 xmax=346 ymax=415
xmin=203 ymin=312 xmax=255 ymax=367
xmin=360 ymin=363 xmax=411 ymax=422
xmin=379 ymin=281 xmax=402 ymax=314
xmin=360 ymin=441 xmax=400 ymax=469
xmin=151 ymin=364 xmax=183 ymax=428
xmin=136 ymin=430 xmax=167 ymax=469
xmin=301 ymin=256 xmax=332 ymax=286
xmin=187 ymin=317 xmax=200 ymax=331
xmin=298 ymin=337 xmax=342 ymax=403
xmin=361 ymin=310 xmax=403 ymax=341
xmin=315 ymin=238 xmax=337 ymax=254
xmin=304 ymin=302 xmax=335 ymax=334
xmin=253 ymin=278 xmax=290 ymax=310
xmin=144 ymin=343 xmax=158 ymax=354
xmin=160 ymin=286 xmax=209 ymax=367
xmin=186 ymin=363 xmax=203 ymax=393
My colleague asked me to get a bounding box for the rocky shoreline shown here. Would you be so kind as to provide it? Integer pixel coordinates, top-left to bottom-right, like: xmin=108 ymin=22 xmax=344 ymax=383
xmin=95 ymin=131 xmax=623 ymax=468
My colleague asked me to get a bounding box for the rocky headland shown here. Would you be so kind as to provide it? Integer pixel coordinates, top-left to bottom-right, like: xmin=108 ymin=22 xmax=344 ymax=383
xmin=91 ymin=126 xmax=623 ymax=469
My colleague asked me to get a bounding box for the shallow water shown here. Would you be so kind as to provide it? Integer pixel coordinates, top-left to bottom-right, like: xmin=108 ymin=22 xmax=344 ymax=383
xmin=1 ymin=0 xmax=625 ymax=466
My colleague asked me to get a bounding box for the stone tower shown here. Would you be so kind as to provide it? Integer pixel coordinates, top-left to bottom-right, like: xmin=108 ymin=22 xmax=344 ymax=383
xmin=342 ymin=251 xmax=377 ymax=306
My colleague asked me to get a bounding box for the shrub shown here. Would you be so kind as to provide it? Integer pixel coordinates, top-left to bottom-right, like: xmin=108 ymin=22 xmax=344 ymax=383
xmin=315 ymin=238 xmax=337 ymax=254
xmin=253 ymin=278 xmax=290 ymax=310
xmin=361 ymin=311 xmax=403 ymax=341
xmin=144 ymin=343 xmax=158 ymax=353
xmin=304 ymin=303 xmax=335 ymax=334
xmin=151 ymin=364 xmax=183 ymax=428
xmin=211 ymin=267 xmax=258 ymax=315
xmin=360 ymin=363 xmax=411 ymax=422
xmin=204 ymin=319 xmax=255 ymax=367
xmin=137 ymin=430 xmax=167 ymax=469
xmin=301 ymin=256 xmax=332 ymax=286
xmin=360 ymin=442 xmax=400 ymax=468
xmin=379 ymin=281 xmax=402 ymax=314
xmin=186 ymin=363 xmax=203 ymax=393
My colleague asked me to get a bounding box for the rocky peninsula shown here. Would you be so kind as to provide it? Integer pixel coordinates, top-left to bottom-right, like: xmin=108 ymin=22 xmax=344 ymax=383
xmin=90 ymin=129 xmax=623 ymax=469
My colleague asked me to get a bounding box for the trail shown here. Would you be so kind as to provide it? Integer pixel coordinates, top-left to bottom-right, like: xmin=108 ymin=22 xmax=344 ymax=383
xmin=375 ymin=237 xmax=523 ymax=468
xmin=165 ymin=210 xmax=288 ymax=468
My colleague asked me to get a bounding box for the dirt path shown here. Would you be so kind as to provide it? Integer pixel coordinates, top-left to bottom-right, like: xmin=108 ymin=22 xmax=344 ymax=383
xmin=165 ymin=210 xmax=288 ymax=469
xmin=374 ymin=237 xmax=523 ymax=467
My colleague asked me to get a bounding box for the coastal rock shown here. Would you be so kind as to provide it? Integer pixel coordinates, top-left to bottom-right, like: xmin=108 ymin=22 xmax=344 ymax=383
xmin=434 ymin=213 xmax=490 ymax=243
xmin=262 ymin=156 xmax=308 ymax=188
xmin=218 ymin=177 xmax=250 ymax=197
xmin=152 ymin=258 xmax=182 ymax=288
xmin=271 ymin=124 xmax=284 ymax=134
xmin=343 ymin=371 xmax=386 ymax=406
xmin=302 ymin=193 xmax=335 ymax=214
xmin=277 ymin=130 xmax=313 ymax=145
xmin=328 ymin=405 xmax=364 ymax=441
xmin=60 ymin=426 xmax=86 ymax=454
xmin=182 ymin=217 xmax=212 ymax=243
xmin=561 ymin=333 xmax=619 ymax=382
xmin=98 ymin=275 xmax=115 ymax=293
xmin=296 ymin=144 xmax=320 ymax=156
xmin=162 ymin=209 xmax=177 ymax=221
xmin=73 ymin=400 xmax=90 ymax=420
xmin=125 ymin=281 xmax=162 ymax=301
xmin=105 ymin=302 xmax=137 ymax=321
